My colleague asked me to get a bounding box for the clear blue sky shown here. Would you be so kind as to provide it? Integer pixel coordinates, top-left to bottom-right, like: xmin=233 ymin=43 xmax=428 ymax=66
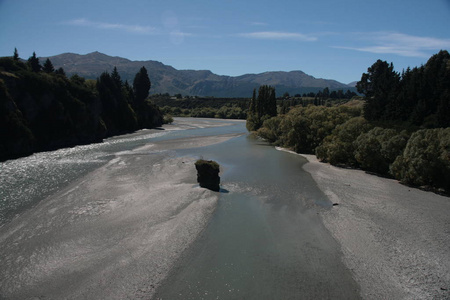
xmin=1 ymin=0 xmax=450 ymax=84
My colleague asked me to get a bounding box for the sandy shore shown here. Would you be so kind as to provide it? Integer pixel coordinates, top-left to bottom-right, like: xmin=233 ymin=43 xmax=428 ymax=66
xmin=0 ymin=121 xmax=240 ymax=299
xmin=301 ymin=154 xmax=450 ymax=299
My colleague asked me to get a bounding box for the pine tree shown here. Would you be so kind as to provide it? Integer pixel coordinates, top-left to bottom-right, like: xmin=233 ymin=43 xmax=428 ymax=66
xmin=356 ymin=60 xmax=400 ymax=121
xmin=43 ymin=58 xmax=55 ymax=73
xmin=28 ymin=52 xmax=42 ymax=72
xmin=111 ymin=66 xmax=122 ymax=91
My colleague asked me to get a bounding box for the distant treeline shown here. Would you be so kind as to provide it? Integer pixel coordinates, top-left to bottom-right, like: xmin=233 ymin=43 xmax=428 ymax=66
xmin=252 ymin=51 xmax=450 ymax=193
xmin=152 ymin=89 xmax=358 ymax=120
xmin=0 ymin=50 xmax=163 ymax=161
xmin=152 ymin=94 xmax=249 ymax=119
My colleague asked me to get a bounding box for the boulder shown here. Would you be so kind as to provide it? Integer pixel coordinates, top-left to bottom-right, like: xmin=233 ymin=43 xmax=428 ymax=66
xmin=195 ymin=159 xmax=220 ymax=191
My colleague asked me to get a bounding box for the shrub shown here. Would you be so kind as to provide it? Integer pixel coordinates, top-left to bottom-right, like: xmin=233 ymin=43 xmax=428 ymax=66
xmin=316 ymin=117 xmax=372 ymax=166
xmin=391 ymin=128 xmax=450 ymax=191
xmin=354 ymin=127 xmax=409 ymax=174
xmin=163 ymin=114 xmax=174 ymax=124
xmin=257 ymin=116 xmax=283 ymax=144
xmin=277 ymin=105 xmax=362 ymax=153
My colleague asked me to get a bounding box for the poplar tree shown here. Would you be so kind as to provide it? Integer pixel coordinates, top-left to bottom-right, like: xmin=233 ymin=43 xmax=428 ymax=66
xmin=133 ymin=66 xmax=151 ymax=105
xmin=13 ymin=48 xmax=19 ymax=61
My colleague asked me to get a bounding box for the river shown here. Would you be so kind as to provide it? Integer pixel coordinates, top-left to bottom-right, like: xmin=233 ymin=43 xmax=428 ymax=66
xmin=0 ymin=118 xmax=360 ymax=299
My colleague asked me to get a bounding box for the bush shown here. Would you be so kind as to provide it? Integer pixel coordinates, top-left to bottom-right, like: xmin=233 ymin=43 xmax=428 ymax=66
xmin=256 ymin=116 xmax=283 ymax=144
xmin=391 ymin=128 xmax=450 ymax=191
xmin=315 ymin=117 xmax=372 ymax=166
xmin=276 ymin=105 xmax=362 ymax=153
xmin=163 ymin=114 xmax=174 ymax=124
xmin=354 ymin=127 xmax=409 ymax=174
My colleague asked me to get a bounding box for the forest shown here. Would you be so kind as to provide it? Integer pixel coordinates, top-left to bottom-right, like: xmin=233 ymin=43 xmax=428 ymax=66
xmin=0 ymin=50 xmax=163 ymax=162
xmin=251 ymin=51 xmax=450 ymax=193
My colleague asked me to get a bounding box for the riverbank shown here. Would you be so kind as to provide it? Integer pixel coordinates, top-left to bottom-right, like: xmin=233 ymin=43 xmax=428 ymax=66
xmin=0 ymin=119 xmax=241 ymax=299
xmin=301 ymin=154 xmax=450 ymax=299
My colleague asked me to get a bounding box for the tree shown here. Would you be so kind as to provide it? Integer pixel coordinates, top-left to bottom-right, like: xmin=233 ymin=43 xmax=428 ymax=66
xmin=133 ymin=66 xmax=151 ymax=105
xmin=246 ymin=85 xmax=277 ymax=131
xmin=356 ymin=60 xmax=400 ymax=121
xmin=43 ymin=58 xmax=55 ymax=73
xmin=111 ymin=66 xmax=122 ymax=92
xmin=13 ymin=48 xmax=19 ymax=61
xmin=55 ymin=67 xmax=66 ymax=77
xmin=27 ymin=52 xmax=41 ymax=72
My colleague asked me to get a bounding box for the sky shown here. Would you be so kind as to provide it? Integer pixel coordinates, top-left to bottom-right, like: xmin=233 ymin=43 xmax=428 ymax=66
xmin=1 ymin=0 xmax=450 ymax=84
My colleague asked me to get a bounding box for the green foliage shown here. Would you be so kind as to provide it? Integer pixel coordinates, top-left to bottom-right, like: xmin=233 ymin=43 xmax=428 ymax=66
xmin=0 ymin=57 xmax=163 ymax=161
xmin=156 ymin=96 xmax=248 ymax=120
xmin=257 ymin=116 xmax=283 ymax=144
xmin=0 ymin=78 xmax=35 ymax=159
xmin=195 ymin=159 xmax=220 ymax=171
xmin=354 ymin=127 xmax=409 ymax=174
xmin=163 ymin=114 xmax=174 ymax=124
xmin=277 ymin=105 xmax=362 ymax=154
xmin=315 ymin=117 xmax=372 ymax=166
xmin=357 ymin=59 xmax=400 ymax=121
xmin=27 ymin=52 xmax=42 ymax=72
xmin=357 ymin=51 xmax=450 ymax=128
xmin=13 ymin=48 xmax=19 ymax=61
xmin=133 ymin=66 xmax=151 ymax=104
xmin=43 ymin=58 xmax=55 ymax=73
xmin=391 ymin=128 xmax=450 ymax=191
xmin=246 ymin=85 xmax=277 ymax=131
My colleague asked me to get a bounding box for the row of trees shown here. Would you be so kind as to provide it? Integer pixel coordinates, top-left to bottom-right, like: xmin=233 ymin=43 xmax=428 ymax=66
xmin=246 ymin=85 xmax=277 ymax=131
xmin=256 ymin=105 xmax=450 ymax=192
xmin=0 ymin=50 xmax=162 ymax=161
xmin=357 ymin=50 xmax=450 ymax=127
xmin=251 ymin=51 xmax=450 ymax=193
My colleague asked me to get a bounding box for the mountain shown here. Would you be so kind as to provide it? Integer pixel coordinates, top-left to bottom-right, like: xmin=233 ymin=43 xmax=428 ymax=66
xmin=41 ymin=52 xmax=355 ymax=97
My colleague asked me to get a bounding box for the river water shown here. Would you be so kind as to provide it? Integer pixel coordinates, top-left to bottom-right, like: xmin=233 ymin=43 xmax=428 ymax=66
xmin=0 ymin=118 xmax=360 ymax=299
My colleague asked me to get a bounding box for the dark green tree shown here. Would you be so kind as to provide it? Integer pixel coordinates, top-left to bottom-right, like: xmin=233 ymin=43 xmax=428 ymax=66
xmin=42 ymin=58 xmax=55 ymax=73
xmin=246 ymin=85 xmax=277 ymax=131
xmin=111 ymin=66 xmax=122 ymax=92
xmin=356 ymin=60 xmax=400 ymax=121
xmin=133 ymin=66 xmax=151 ymax=105
xmin=27 ymin=52 xmax=41 ymax=72
xmin=13 ymin=48 xmax=19 ymax=61
xmin=55 ymin=67 xmax=66 ymax=77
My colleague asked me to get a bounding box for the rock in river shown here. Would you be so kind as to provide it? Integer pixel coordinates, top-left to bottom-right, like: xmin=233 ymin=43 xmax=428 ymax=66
xmin=195 ymin=159 xmax=220 ymax=191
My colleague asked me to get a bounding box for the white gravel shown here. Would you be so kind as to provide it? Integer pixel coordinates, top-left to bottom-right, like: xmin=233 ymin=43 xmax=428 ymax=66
xmin=0 ymin=120 xmax=240 ymax=299
xmin=301 ymin=154 xmax=450 ymax=300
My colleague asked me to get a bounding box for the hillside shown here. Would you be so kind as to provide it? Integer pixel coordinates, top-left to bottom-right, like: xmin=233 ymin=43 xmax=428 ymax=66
xmin=41 ymin=52 xmax=355 ymax=97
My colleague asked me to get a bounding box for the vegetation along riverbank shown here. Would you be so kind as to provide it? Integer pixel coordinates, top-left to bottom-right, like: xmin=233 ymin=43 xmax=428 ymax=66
xmin=0 ymin=51 xmax=163 ymax=162
xmin=251 ymin=51 xmax=450 ymax=194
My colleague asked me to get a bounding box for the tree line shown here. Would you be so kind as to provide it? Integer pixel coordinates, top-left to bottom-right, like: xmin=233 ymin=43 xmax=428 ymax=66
xmin=357 ymin=50 xmax=450 ymax=128
xmin=251 ymin=51 xmax=450 ymax=193
xmin=0 ymin=49 xmax=163 ymax=161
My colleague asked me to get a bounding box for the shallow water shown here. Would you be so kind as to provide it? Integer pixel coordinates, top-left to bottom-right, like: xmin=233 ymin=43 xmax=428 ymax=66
xmin=154 ymin=128 xmax=360 ymax=299
xmin=0 ymin=118 xmax=360 ymax=299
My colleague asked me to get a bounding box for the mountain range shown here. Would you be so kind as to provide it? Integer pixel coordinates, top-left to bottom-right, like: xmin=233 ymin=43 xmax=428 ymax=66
xmin=41 ymin=52 xmax=356 ymax=97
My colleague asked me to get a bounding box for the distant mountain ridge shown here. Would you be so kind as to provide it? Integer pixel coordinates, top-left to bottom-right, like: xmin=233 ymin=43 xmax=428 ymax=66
xmin=42 ymin=51 xmax=356 ymax=97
